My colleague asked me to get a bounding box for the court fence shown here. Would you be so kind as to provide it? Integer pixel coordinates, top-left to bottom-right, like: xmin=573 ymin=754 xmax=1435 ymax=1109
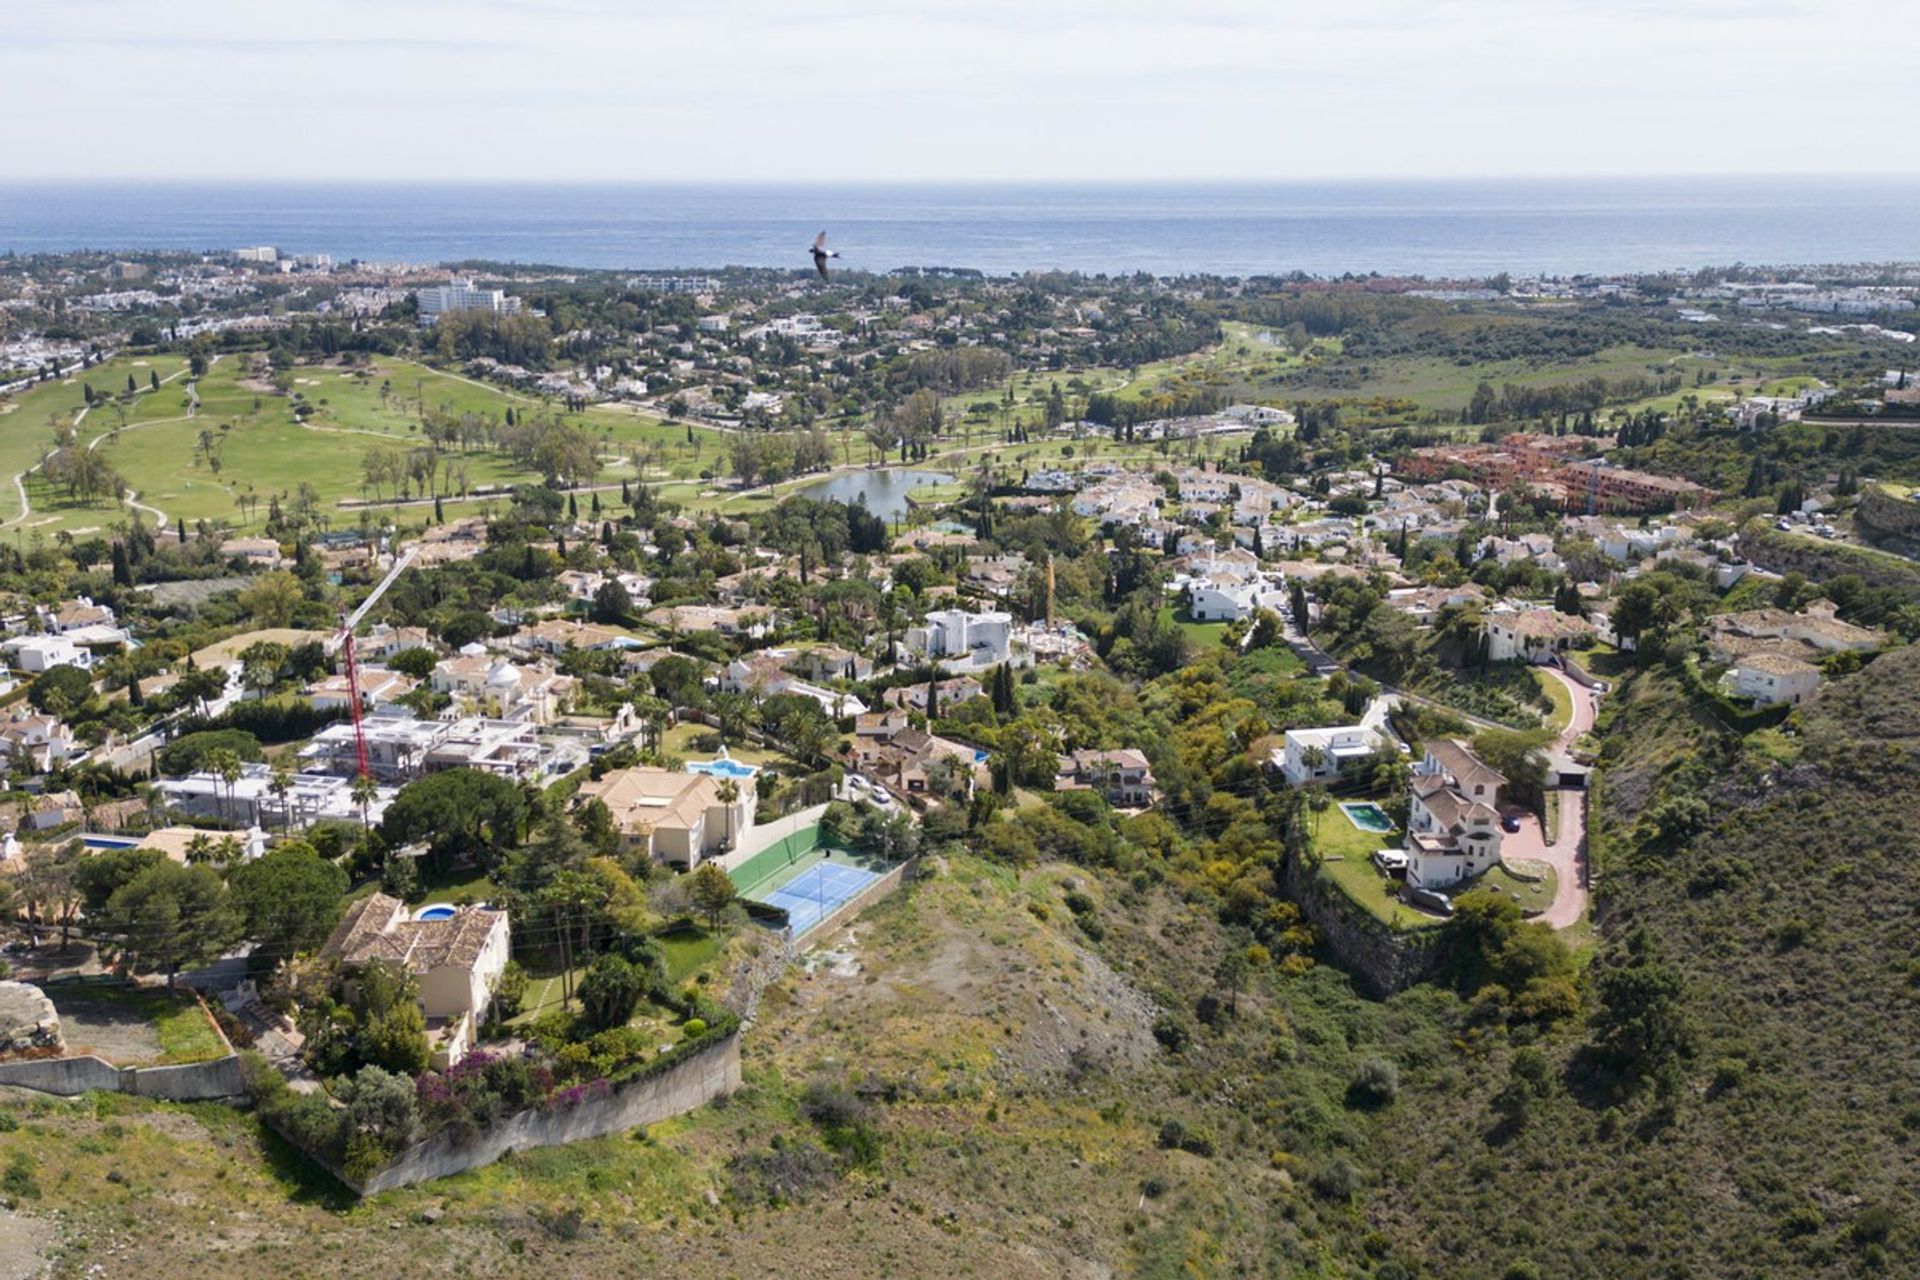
xmin=727 ymin=823 xmax=824 ymax=896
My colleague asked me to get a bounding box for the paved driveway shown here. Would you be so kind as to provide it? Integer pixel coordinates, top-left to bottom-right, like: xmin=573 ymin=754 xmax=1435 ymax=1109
xmin=1533 ymin=667 xmax=1595 ymax=928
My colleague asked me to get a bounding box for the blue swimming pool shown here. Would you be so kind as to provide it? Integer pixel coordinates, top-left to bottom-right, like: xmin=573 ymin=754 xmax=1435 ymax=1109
xmin=1340 ymin=802 xmax=1396 ymax=834
xmin=414 ymin=903 xmax=457 ymax=922
xmin=688 ymin=757 xmax=760 ymax=780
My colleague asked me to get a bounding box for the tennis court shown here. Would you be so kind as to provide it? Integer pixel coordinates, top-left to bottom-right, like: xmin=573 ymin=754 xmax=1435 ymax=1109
xmin=755 ymin=857 xmax=886 ymax=939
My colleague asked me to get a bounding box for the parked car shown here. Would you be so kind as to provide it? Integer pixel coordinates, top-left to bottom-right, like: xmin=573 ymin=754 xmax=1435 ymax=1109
xmin=1501 ymin=813 xmax=1523 ymax=833
xmin=1404 ymin=887 xmax=1454 ymax=916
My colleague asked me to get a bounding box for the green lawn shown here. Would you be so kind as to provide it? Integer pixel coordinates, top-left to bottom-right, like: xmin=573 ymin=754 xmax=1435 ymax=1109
xmin=1 ymin=351 xmax=748 ymax=536
xmin=1159 ymin=605 xmax=1233 ymax=648
xmin=1309 ymin=801 xmax=1444 ymax=932
xmin=656 ymin=927 xmax=724 ymax=984
xmin=1533 ymin=667 xmax=1575 ymax=733
xmin=1477 ymin=859 xmax=1559 ymax=915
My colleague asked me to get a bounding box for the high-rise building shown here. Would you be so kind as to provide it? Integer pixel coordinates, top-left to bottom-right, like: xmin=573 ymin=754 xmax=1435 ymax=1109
xmin=415 ymin=279 xmax=521 ymax=323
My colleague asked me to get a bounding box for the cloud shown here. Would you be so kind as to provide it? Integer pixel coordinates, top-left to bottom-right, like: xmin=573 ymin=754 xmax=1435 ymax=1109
xmin=0 ymin=0 xmax=1914 ymax=180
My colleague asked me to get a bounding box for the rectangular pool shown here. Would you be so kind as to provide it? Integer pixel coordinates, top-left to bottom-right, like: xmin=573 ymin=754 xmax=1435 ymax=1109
xmin=1340 ymin=802 xmax=1396 ymax=834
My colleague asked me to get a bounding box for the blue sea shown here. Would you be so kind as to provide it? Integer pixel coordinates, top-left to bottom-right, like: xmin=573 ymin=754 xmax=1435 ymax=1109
xmin=2 ymin=178 xmax=1917 ymax=278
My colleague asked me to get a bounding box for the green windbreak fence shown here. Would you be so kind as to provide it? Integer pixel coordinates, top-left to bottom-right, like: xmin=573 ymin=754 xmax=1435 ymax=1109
xmin=728 ymin=824 xmax=823 ymax=895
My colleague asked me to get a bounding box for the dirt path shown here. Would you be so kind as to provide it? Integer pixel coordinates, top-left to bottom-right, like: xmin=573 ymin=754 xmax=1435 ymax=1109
xmin=0 ymin=1208 xmax=55 ymax=1280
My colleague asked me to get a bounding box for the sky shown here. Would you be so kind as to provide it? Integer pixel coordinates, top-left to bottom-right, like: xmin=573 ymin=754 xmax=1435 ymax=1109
xmin=5 ymin=0 xmax=1917 ymax=182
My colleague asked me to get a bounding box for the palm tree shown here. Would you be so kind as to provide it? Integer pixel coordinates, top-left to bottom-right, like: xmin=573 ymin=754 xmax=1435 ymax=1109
xmin=350 ymin=772 xmax=380 ymax=830
xmin=268 ymin=764 xmax=294 ymax=833
xmin=714 ymin=778 xmax=741 ymax=850
xmin=204 ymin=747 xmax=242 ymax=820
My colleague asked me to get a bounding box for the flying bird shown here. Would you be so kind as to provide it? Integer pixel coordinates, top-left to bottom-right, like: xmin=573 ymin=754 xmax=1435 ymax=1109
xmin=810 ymin=231 xmax=840 ymax=282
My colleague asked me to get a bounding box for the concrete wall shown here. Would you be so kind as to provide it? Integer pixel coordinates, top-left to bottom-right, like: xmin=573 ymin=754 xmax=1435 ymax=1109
xmin=353 ymin=1032 xmax=742 ymax=1195
xmin=0 ymin=1053 xmax=245 ymax=1100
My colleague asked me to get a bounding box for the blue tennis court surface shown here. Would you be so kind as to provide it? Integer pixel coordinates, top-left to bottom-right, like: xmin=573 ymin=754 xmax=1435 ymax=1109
xmin=757 ymin=859 xmax=885 ymax=938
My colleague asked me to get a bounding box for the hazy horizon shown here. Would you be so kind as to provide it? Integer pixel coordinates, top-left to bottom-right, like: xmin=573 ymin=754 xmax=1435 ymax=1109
xmin=6 ymin=0 xmax=1918 ymax=183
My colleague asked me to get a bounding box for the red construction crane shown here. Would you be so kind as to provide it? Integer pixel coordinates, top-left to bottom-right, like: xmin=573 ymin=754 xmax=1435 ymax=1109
xmin=327 ymin=545 xmax=416 ymax=782
xmin=337 ymin=610 xmax=371 ymax=780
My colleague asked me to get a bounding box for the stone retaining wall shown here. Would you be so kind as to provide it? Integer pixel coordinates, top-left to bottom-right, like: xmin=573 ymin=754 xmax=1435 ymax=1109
xmin=0 ymin=1053 xmax=246 ymax=1100
xmin=1282 ymin=854 xmax=1443 ymax=996
xmin=350 ymin=1031 xmax=742 ymax=1195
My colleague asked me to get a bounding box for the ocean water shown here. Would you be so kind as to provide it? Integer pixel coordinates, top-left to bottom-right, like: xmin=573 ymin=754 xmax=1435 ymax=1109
xmin=2 ymin=178 xmax=1917 ymax=278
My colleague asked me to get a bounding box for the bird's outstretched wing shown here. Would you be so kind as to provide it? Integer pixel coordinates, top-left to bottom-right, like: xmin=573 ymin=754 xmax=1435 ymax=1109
xmin=813 ymin=231 xmax=829 ymax=252
xmin=815 ymin=254 xmax=830 ymax=282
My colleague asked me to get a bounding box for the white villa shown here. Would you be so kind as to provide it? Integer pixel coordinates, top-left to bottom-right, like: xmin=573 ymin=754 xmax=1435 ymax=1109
xmin=906 ymin=609 xmax=1013 ymax=669
xmin=1405 ymin=740 xmax=1507 ymax=890
xmin=1275 ymin=695 xmax=1397 ymax=787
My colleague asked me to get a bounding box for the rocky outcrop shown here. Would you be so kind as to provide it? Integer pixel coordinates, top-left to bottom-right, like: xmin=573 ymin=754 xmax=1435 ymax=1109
xmin=1280 ymin=857 xmax=1443 ymax=996
xmin=0 ymin=982 xmax=63 ymax=1057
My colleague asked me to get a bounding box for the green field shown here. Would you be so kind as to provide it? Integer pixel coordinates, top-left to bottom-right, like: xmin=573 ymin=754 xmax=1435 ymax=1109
xmin=0 ymin=353 xmax=740 ymax=536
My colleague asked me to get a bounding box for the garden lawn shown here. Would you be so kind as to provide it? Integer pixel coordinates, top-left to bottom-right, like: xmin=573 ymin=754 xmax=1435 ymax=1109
xmin=1533 ymin=666 xmax=1575 ymax=733
xmin=655 ymin=928 xmax=724 ymax=984
xmin=1309 ymin=802 xmax=1443 ymax=932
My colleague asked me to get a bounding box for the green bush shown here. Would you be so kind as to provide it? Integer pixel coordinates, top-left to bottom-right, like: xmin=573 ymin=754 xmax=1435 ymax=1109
xmin=1346 ymin=1056 xmax=1400 ymax=1109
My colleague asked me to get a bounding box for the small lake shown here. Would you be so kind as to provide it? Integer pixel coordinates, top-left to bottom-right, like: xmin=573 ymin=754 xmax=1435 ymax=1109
xmin=793 ymin=469 xmax=956 ymax=519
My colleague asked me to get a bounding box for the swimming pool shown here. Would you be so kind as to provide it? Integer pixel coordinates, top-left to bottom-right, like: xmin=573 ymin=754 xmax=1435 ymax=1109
xmin=688 ymin=757 xmax=760 ymax=780
xmin=1340 ymin=802 xmax=1396 ymax=834
xmin=414 ymin=903 xmax=458 ymax=922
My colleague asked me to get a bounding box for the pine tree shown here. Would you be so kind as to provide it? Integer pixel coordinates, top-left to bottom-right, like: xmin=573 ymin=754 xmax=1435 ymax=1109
xmin=434 ymin=495 xmax=445 ymax=523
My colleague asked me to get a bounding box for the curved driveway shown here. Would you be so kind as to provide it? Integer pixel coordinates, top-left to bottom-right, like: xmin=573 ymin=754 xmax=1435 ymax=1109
xmin=1510 ymin=667 xmax=1595 ymax=929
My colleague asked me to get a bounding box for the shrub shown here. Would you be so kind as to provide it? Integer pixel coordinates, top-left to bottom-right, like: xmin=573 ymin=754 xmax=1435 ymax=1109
xmin=157 ymin=728 xmax=262 ymax=776
xmin=802 ymin=1080 xmax=871 ymax=1130
xmin=1309 ymin=1157 xmax=1364 ymax=1203
xmin=1151 ymin=1015 xmax=1191 ymax=1054
xmin=1346 ymin=1056 xmax=1400 ymax=1109
xmin=3 ymin=1153 xmax=40 ymax=1200
xmin=1155 ymin=1119 xmax=1214 ymax=1157
xmin=682 ymin=1018 xmax=708 ymax=1040
xmin=578 ymin=953 xmax=647 ymax=1033
xmin=728 ymin=1138 xmax=840 ymax=1206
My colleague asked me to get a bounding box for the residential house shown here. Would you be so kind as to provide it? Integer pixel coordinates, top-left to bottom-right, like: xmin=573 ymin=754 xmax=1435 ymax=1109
xmin=358 ymin=623 xmax=436 ymax=663
xmin=1730 ymin=652 xmax=1822 ymax=707
xmin=885 ymin=676 xmax=984 ymax=714
xmin=1275 ymin=721 xmax=1389 ymax=787
xmin=0 ymin=711 xmax=78 ymax=772
xmin=220 ymin=536 xmax=285 ymax=568
xmin=574 ymin=766 xmax=756 ymax=870
xmin=1405 ymin=740 xmax=1507 ymax=890
xmin=1705 ymin=600 xmax=1884 ymax=664
xmin=1485 ymin=607 xmax=1596 ymax=664
xmin=321 ymin=894 xmax=511 ymax=1068
xmin=906 ymin=609 xmax=1012 ymax=669
xmin=305 ymin=668 xmax=418 ymax=713
xmin=785 ymin=645 xmax=874 ymax=684
xmin=3 ymin=634 xmax=91 ymax=673
xmin=1055 ymin=748 xmax=1157 ymax=808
